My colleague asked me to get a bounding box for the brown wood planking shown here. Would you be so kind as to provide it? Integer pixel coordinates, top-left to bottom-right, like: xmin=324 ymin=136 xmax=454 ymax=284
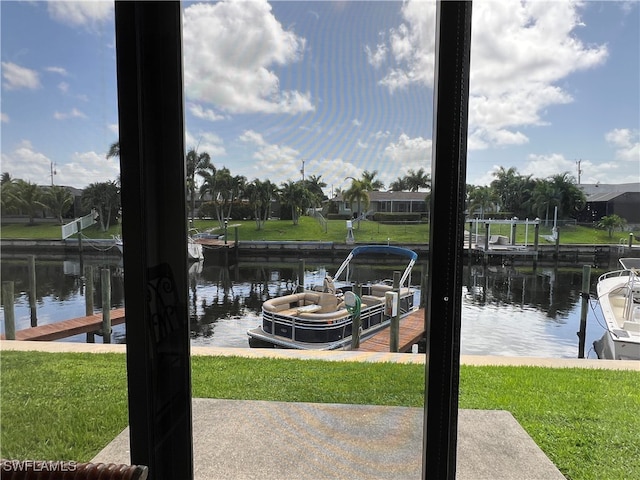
xmin=1 ymin=308 xmax=126 ymax=341
xmin=356 ymin=308 xmax=425 ymax=353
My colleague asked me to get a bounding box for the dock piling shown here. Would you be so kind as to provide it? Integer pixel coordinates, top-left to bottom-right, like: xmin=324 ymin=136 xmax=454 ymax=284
xmin=85 ymin=265 xmax=95 ymax=343
xmin=28 ymin=255 xmax=37 ymax=327
xmin=2 ymin=281 xmax=16 ymax=340
xmin=578 ymin=265 xmax=591 ymax=358
xmin=351 ymin=284 xmax=362 ymax=350
xmin=390 ymin=271 xmax=401 ymax=353
xmin=101 ymin=268 xmax=112 ymax=343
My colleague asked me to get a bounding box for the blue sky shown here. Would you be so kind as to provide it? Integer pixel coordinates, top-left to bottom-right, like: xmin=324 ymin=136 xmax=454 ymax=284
xmin=1 ymin=1 xmax=638 ymax=193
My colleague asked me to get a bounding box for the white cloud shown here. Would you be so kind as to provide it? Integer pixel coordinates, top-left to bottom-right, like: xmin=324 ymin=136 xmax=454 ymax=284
xmin=1 ymin=113 xmax=9 ymax=123
xmin=185 ymin=131 xmax=226 ymax=160
xmin=47 ymin=1 xmax=113 ymax=29
xmin=188 ymin=103 xmax=225 ymax=122
xmin=369 ymin=1 xmax=608 ymax=151
xmin=605 ymin=128 xmax=640 ymax=162
xmin=53 ymin=108 xmax=87 ymax=120
xmin=0 ymin=141 xmax=52 ymax=185
xmin=58 ymin=82 xmax=70 ymax=94
xmin=365 ymin=41 xmax=387 ymax=69
xmin=183 ymin=0 xmax=314 ymax=115
xmin=44 ymin=66 xmax=68 ymax=76
xmin=381 ymin=134 xmax=432 ymax=186
xmin=1 ymin=140 xmax=119 ymax=188
xmin=1 ymin=62 xmax=41 ymax=90
xmin=240 ymin=129 xmax=302 ymax=182
xmin=521 ymin=153 xmax=576 ymax=180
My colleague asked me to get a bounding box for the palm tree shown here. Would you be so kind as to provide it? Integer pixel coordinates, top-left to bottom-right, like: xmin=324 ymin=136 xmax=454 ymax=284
xmin=303 ymin=174 xmax=327 ymax=208
xmin=43 ymin=185 xmax=74 ymax=224
xmin=389 ymin=176 xmax=409 ymax=192
xmin=199 ymin=167 xmax=246 ymax=227
xmin=279 ymin=180 xmax=311 ymax=225
xmin=598 ymin=214 xmax=627 ymax=238
xmin=343 ymin=178 xmax=370 ymax=229
xmin=467 ymin=185 xmax=497 ymax=219
xmin=405 ymin=168 xmax=431 ymax=192
xmin=186 ymin=148 xmax=212 ymax=220
xmin=81 ymin=180 xmax=120 ymax=232
xmin=8 ymin=180 xmax=46 ymax=225
xmin=246 ymin=179 xmax=278 ymax=230
xmin=106 ymin=141 xmax=120 ymax=160
xmin=361 ymin=170 xmax=384 ymax=191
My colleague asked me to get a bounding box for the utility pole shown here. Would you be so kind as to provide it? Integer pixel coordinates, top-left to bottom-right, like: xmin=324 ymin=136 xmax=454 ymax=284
xmin=576 ymin=159 xmax=582 ymax=185
xmin=300 ymin=159 xmax=305 ymax=182
xmin=50 ymin=162 xmax=57 ymax=186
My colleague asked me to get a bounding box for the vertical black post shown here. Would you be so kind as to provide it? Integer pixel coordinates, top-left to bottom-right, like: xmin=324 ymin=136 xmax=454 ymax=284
xmin=115 ymin=3 xmax=193 ymax=479
xmin=423 ymin=2 xmax=472 ymax=479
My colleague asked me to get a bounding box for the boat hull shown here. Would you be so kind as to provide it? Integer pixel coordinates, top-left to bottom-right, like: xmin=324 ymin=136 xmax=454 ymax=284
xmin=594 ymin=267 xmax=640 ymax=360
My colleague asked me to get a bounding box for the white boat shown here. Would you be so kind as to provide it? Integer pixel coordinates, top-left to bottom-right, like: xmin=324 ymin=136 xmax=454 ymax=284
xmin=114 ymin=235 xmax=204 ymax=261
xmin=594 ymin=258 xmax=640 ymax=360
xmin=247 ymin=245 xmax=419 ymax=350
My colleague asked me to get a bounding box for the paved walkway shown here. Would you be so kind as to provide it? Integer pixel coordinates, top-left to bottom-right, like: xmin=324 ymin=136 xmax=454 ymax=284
xmin=2 ymin=341 xmax=638 ymax=479
xmin=2 ymin=340 xmax=638 ymax=370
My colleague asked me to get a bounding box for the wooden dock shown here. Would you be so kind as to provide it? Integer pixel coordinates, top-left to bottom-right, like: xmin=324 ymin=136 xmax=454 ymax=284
xmin=356 ymin=308 xmax=425 ymax=353
xmin=1 ymin=308 xmax=126 ymax=341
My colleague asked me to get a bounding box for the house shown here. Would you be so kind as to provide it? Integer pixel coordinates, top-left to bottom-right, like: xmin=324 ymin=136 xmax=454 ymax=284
xmin=577 ymin=183 xmax=640 ymax=224
xmin=330 ymin=191 xmax=429 ymax=217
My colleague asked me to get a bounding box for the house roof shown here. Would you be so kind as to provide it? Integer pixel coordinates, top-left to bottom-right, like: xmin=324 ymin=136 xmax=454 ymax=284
xmin=579 ymin=183 xmax=640 ymax=202
xmin=332 ymin=190 xmax=429 ymax=202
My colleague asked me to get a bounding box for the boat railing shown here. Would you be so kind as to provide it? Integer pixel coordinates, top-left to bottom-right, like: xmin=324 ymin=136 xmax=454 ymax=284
xmin=599 ymin=269 xmax=640 ymax=322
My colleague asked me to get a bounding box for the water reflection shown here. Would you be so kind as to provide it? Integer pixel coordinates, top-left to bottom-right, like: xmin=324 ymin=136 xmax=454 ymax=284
xmin=0 ymin=254 xmax=610 ymax=358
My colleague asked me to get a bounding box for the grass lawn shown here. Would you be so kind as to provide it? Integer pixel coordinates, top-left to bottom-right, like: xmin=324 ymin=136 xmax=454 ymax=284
xmin=1 ymin=351 xmax=639 ymax=480
xmin=2 ymin=216 xmax=637 ymax=245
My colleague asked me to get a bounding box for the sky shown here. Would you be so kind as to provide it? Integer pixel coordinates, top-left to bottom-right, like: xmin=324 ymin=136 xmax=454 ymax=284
xmin=1 ymin=0 xmax=639 ymax=195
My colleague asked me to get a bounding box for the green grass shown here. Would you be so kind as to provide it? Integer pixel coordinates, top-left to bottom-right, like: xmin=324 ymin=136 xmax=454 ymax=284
xmin=1 ymin=351 xmax=639 ymax=479
xmin=4 ymin=216 xmax=636 ymax=245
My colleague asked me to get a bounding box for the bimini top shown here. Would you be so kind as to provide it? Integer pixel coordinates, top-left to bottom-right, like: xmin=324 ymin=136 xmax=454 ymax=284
xmin=333 ymin=245 xmax=418 ymax=287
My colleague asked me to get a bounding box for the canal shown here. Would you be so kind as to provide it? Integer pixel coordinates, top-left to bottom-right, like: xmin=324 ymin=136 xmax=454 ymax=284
xmin=0 ymin=253 xmax=613 ymax=359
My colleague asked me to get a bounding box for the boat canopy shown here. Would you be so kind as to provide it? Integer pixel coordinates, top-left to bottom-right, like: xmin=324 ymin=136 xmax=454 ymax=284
xmin=333 ymin=245 xmax=418 ymax=287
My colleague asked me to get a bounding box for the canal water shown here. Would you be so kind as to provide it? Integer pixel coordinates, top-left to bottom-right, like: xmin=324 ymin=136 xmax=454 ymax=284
xmin=0 ymin=254 xmax=613 ymax=359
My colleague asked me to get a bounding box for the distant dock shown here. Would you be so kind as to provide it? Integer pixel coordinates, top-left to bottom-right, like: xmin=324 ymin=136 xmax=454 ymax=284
xmin=0 ymin=308 xmax=125 ymax=341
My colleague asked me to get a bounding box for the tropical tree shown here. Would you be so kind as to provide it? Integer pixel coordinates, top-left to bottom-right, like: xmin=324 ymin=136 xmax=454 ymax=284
xmin=302 ymin=174 xmax=327 ymax=209
xmin=360 ymin=170 xmax=384 ymax=191
xmin=405 ymin=168 xmax=431 ymax=192
xmin=533 ymin=173 xmax=585 ymax=223
xmin=490 ymin=167 xmax=535 ymax=217
xmin=186 ymin=148 xmax=212 ymax=220
xmin=343 ymin=178 xmax=370 ymax=228
xmin=597 ymin=214 xmax=627 ymax=238
xmin=467 ymin=185 xmax=497 ymax=218
xmin=245 ymin=179 xmax=278 ymax=230
xmin=388 ymin=176 xmax=409 ymax=192
xmin=6 ymin=180 xmax=46 ymax=225
xmin=0 ymin=174 xmax=16 ymax=212
xmin=106 ymin=141 xmax=120 ymax=160
xmin=43 ymin=185 xmax=74 ymax=224
xmin=81 ymin=180 xmax=120 ymax=232
xmin=279 ymin=180 xmax=312 ymax=225
xmin=199 ymin=167 xmax=246 ymax=228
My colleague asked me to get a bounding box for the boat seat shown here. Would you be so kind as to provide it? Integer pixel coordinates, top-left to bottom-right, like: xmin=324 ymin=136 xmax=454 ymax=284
xmin=361 ymin=295 xmax=384 ymax=306
xmin=370 ymin=284 xmax=393 ymax=297
xmin=317 ymin=292 xmax=339 ymax=313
